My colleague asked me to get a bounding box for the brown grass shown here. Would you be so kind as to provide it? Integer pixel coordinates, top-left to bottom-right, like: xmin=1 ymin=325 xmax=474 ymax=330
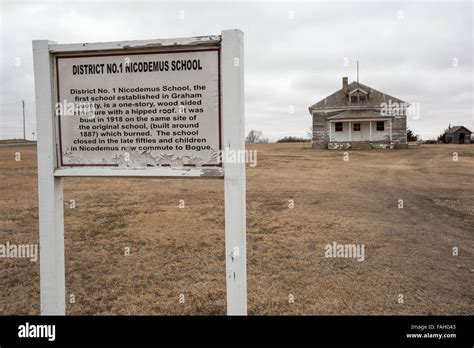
xmin=0 ymin=143 xmax=473 ymax=315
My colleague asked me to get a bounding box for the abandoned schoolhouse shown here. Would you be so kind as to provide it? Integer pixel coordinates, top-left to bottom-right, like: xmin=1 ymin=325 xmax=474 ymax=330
xmin=308 ymin=77 xmax=408 ymax=149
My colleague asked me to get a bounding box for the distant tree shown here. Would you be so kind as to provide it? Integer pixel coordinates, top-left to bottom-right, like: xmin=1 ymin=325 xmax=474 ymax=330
xmin=407 ymin=128 xmax=419 ymax=142
xmin=246 ymin=130 xmax=263 ymax=144
xmin=276 ymin=136 xmax=308 ymax=143
xmin=437 ymin=124 xmax=452 ymax=143
xmin=246 ymin=130 xmax=269 ymax=143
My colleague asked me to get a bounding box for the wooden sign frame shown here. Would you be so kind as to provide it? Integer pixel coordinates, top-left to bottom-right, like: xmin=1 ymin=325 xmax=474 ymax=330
xmin=33 ymin=30 xmax=247 ymax=315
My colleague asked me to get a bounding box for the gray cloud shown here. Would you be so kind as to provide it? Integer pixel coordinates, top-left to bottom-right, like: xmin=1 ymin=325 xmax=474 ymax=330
xmin=1 ymin=0 xmax=472 ymax=140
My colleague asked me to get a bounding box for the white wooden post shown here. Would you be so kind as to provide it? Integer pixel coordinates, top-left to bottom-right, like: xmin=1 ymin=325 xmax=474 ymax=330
xmin=221 ymin=29 xmax=247 ymax=315
xmin=33 ymin=40 xmax=66 ymax=315
xmin=369 ymin=121 xmax=372 ymax=141
xmin=349 ymin=121 xmax=352 ymax=141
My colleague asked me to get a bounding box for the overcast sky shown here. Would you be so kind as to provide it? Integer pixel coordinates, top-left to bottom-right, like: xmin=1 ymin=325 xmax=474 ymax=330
xmin=0 ymin=0 xmax=472 ymax=141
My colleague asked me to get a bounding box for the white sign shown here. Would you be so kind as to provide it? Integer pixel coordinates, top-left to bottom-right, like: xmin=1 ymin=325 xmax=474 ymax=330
xmin=56 ymin=50 xmax=221 ymax=167
xmin=33 ymin=31 xmax=246 ymax=316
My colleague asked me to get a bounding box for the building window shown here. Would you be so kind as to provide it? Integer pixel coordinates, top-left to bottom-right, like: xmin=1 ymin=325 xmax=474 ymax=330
xmin=376 ymin=121 xmax=385 ymax=131
xmin=335 ymin=122 xmax=343 ymax=132
xmin=349 ymin=90 xmax=368 ymax=104
xmin=353 ymin=123 xmax=361 ymax=131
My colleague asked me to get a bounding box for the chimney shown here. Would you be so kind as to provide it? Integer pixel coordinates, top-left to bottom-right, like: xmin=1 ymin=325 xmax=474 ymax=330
xmin=342 ymin=77 xmax=348 ymax=93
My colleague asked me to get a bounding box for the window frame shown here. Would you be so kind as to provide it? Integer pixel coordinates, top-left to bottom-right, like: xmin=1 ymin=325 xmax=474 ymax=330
xmin=335 ymin=122 xmax=343 ymax=132
xmin=349 ymin=89 xmax=368 ymax=104
xmin=376 ymin=121 xmax=385 ymax=131
xmin=353 ymin=123 xmax=361 ymax=132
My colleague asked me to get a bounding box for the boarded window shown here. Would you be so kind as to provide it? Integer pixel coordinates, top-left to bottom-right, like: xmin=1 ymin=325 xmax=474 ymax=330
xmin=335 ymin=122 xmax=343 ymax=132
xmin=376 ymin=121 xmax=385 ymax=131
xmin=350 ymin=96 xmax=358 ymax=104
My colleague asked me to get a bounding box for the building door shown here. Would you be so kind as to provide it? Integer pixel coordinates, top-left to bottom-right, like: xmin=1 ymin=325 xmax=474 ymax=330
xmin=459 ymin=133 xmax=465 ymax=144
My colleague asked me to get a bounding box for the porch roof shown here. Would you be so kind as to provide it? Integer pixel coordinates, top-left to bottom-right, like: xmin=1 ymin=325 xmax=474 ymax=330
xmin=327 ymin=109 xmax=393 ymax=121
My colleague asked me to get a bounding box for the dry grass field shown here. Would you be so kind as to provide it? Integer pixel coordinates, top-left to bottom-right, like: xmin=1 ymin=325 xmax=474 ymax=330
xmin=0 ymin=143 xmax=473 ymax=315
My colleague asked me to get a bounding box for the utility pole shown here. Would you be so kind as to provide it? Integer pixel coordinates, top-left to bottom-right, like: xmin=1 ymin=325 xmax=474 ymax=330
xmin=21 ymin=100 xmax=26 ymax=140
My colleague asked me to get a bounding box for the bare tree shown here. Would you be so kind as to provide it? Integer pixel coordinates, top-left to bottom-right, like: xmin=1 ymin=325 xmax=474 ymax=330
xmin=246 ymin=130 xmax=263 ymax=143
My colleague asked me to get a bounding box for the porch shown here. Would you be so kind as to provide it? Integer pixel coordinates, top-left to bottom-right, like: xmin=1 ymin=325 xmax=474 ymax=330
xmin=327 ymin=110 xmax=395 ymax=149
